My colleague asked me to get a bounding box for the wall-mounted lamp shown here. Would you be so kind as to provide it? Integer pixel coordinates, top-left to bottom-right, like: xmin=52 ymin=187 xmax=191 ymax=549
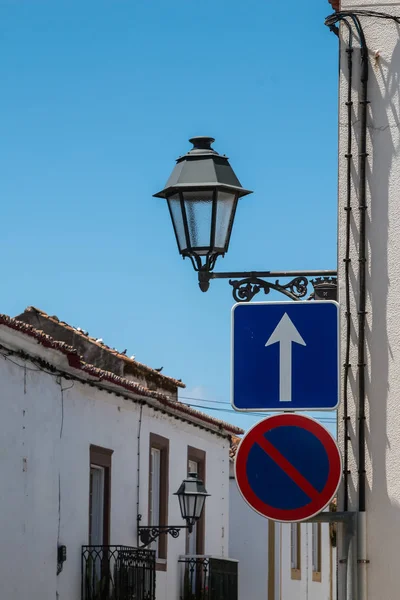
xmin=154 ymin=137 xmax=337 ymax=302
xmin=137 ymin=473 xmax=209 ymax=548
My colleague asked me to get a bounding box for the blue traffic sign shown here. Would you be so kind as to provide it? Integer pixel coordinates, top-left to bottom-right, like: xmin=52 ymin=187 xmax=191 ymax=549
xmin=231 ymin=301 xmax=339 ymax=411
xmin=235 ymin=414 xmax=342 ymax=522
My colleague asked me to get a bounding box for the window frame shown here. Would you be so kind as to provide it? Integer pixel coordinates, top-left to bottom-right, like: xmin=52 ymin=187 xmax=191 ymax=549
xmin=89 ymin=445 xmax=113 ymax=546
xmin=149 ymin=447 xmax=161 ymax=543
xmin=312 ymin=522 xmax=322 ymax=582
xmin=290 ymin=523 xmax=301 ymax=580
xmin=148 ymin=433 xmax=169 ymax=570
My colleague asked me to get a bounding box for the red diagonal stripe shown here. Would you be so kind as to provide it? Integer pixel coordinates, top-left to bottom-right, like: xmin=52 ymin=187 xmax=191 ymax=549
xmin=256 ymin=434 xmax=320 ymax=501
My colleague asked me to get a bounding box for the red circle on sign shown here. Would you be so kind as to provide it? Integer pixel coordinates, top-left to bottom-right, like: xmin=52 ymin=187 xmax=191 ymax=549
xmin=235 ymin=414 xmax=341 ymax=522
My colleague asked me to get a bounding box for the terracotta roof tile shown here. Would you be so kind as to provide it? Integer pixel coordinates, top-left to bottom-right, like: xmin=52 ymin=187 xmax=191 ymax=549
xmin=0 ymin=314 xmax=243 ymax=436
xmin=21 ymin=306 xmax=185 ymax=389
xmin=230 ymin=435 xmax=242 ymax=460
xmin=0 ymin=314 xmax=80 ymax=356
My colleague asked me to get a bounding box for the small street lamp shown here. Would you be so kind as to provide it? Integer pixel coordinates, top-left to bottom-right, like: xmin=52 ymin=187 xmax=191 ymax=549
xmin=137 ymin=473 xmax=209 ymax=548
xmin=155 ymin=137 xmax=337 ymax=301
xmin=174 ymin=472 xmax=210 ymax=533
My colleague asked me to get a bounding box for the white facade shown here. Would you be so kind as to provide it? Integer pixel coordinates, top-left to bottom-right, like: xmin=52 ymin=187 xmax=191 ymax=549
xmin=229 ymin=464 xmax=274 ymax=600
xmin=280 ymin=521 xmax=336 ymax=600
xmin=229 ymin=462 xmax=335 ymax=600
xmin=335 ymin=2 xmax=400 ymax=598
xmin=0 ymin=320 xmax=235 ymax=600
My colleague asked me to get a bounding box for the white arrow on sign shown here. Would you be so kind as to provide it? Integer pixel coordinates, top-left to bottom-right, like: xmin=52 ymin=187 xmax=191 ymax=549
xmin=265 ymin=313 xmax=306 ymax=402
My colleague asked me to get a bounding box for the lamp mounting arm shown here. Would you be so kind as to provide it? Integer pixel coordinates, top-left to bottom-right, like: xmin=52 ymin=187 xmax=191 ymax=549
xmin=198 ymin=269 xmax=338 ymax=302
xmin=137 ymin=515 xmax=192 ymax=548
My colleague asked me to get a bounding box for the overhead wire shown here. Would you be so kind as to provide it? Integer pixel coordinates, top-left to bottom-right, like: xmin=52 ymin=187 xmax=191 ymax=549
xmin=0 ymin=334 xmax=338 ymax=429
xmin=178 ymin=400 xmax=337 ymax=423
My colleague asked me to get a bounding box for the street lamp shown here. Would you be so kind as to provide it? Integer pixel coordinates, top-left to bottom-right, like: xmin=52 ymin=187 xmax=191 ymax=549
xmin=153 ymin=136 xmax=252 ymax=276
xmin=155 ymin=137 xmax=337 ymax=301
xmin=174 ymin=472 xmax=210 ymax=532
xmin=137 ymin=473 xmax=209 ymax=548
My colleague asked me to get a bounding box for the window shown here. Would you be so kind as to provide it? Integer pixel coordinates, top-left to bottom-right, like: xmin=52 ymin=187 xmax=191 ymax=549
xmin=149 ymin=447 xmax=161 ymax=542
xmin=89 ymin=445 xmax=113 ymax=546
xmin=89 ymin=466 xmax=104 ymax=545
xmin=148 ymin=433 xmax=169 ymax=567
xmin=290 ymin=523 xmax=301 ymax=580
xmin=186 ymin=447 xmax=206 ymax=556
xmin=312 ymin=523 xmax=322 ymax=582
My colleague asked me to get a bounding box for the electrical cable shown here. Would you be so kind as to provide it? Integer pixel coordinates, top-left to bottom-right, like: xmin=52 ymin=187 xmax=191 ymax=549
xmin=178 ymin=395 xmax=337 ymax=420
xmin=326 ymin=9 xmax=370 ymax=517
xmin=178 ymin=401 xmax=337 ymax=422
xmin=342 ymin=16 xmax=354 ymax=513
xmin=0 ymin=336 xmax=338 ymax=429
xmin=136 ymin=402 xmax=143 ymax=547
xmin=355 ymin=11 xmax=368 ymax=514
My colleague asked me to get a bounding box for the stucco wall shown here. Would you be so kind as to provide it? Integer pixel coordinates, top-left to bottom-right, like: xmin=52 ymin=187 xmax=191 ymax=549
xmin=0 ymin=339 xmax=230 ymax=600
xmin=229 ymin=469 xmax=270 ymax=600
xmin=229 ymin=466 xmax=335 ymax=600
xmin=280 ymin=522 xmax=335 ymax=600
xmin=336 ymin=3 xmax=400 ymax=598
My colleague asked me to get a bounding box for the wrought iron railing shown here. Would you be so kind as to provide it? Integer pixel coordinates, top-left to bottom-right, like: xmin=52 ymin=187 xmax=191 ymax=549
xmin=179 ymin=556 xmax=238 ymax=600
xmin=82 ymin=545 xmax=155 ymax=600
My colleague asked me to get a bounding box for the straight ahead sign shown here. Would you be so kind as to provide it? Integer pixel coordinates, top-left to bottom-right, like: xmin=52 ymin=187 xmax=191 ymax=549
xmin=231 ymin=301 xmax=339 ymax=411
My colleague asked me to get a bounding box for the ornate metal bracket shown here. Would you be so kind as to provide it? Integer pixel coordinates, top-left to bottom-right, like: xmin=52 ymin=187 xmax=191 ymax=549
xmin=198 ymin=270 xmax=337 ymax=302
xmin=137 ymin=514 xmax=189 ymax=548
xmin=229 ymin=276 xmax=309 ymax=302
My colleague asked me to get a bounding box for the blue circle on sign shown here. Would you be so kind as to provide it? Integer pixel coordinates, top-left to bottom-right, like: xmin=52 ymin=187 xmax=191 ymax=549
xmin=246 ymin=426 xmax=330 ymax=510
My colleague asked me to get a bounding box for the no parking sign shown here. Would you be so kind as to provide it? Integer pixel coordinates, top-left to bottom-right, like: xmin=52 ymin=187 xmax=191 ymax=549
xmin=235 ymin=414 xmax=341 ymax=522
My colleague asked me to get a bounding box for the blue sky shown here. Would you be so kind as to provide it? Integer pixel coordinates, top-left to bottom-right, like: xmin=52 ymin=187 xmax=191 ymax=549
xmin=1 ymin=0 xmax=338 ymax=434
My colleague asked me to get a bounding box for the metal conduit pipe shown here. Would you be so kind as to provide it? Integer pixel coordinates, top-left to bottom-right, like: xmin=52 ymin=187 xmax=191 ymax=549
xmin=356 ymin=21 xmax=369 ymax=600
xmin=343 ymin=20 xmax=353 ymax=515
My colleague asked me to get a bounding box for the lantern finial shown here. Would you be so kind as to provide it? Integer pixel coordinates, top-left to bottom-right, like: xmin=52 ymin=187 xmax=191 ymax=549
xmin=188 ymin=136 xmax=216 ymax=153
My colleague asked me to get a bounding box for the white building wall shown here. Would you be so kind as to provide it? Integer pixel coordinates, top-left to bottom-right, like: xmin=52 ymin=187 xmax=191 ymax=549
xmin=336 ymin=2 xmax=400 ymax=598
xmin=229 ymin=468 xmax=269 ymax=600
xmin=280 ymin=522 xmax=335 ymax=600
xmin=229 ymin=463 xmax=335 ymax=600
xmin=0 ymin=332 xmax=230 ymax=600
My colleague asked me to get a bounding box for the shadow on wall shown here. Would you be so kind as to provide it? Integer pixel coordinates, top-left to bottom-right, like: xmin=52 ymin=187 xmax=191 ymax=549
xmin=338 ymin=21 xmax=400 ymax=596
xmin=364 ymin=31 xmax=400 ymax=588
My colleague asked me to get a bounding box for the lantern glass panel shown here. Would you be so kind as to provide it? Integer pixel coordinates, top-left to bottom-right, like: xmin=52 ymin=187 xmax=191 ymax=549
xmin=177 ymin=492 xmax=186 ymax=519
xmin=214 ymin=191 xmax=236 ymax=249
xmin=167 ymin=194 xmax=186 ymax=252
xmin=184 ymin=494 xmax=197 ymax=520
xmin=193 ymin=495 xmax=205 ymax=519
xmin=183 ymin=190 xmax=214 ymax=254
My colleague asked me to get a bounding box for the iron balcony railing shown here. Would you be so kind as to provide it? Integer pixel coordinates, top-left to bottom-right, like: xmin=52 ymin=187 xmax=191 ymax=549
xmin=179 ymin=555 xmax=238 ymax=600
xmin=82 ymin=545 xmax=156 ymax=600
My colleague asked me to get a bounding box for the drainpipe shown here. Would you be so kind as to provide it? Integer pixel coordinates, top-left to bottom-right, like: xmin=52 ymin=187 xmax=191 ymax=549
xmin=357 ymin=512 xmax=367 ymax=600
